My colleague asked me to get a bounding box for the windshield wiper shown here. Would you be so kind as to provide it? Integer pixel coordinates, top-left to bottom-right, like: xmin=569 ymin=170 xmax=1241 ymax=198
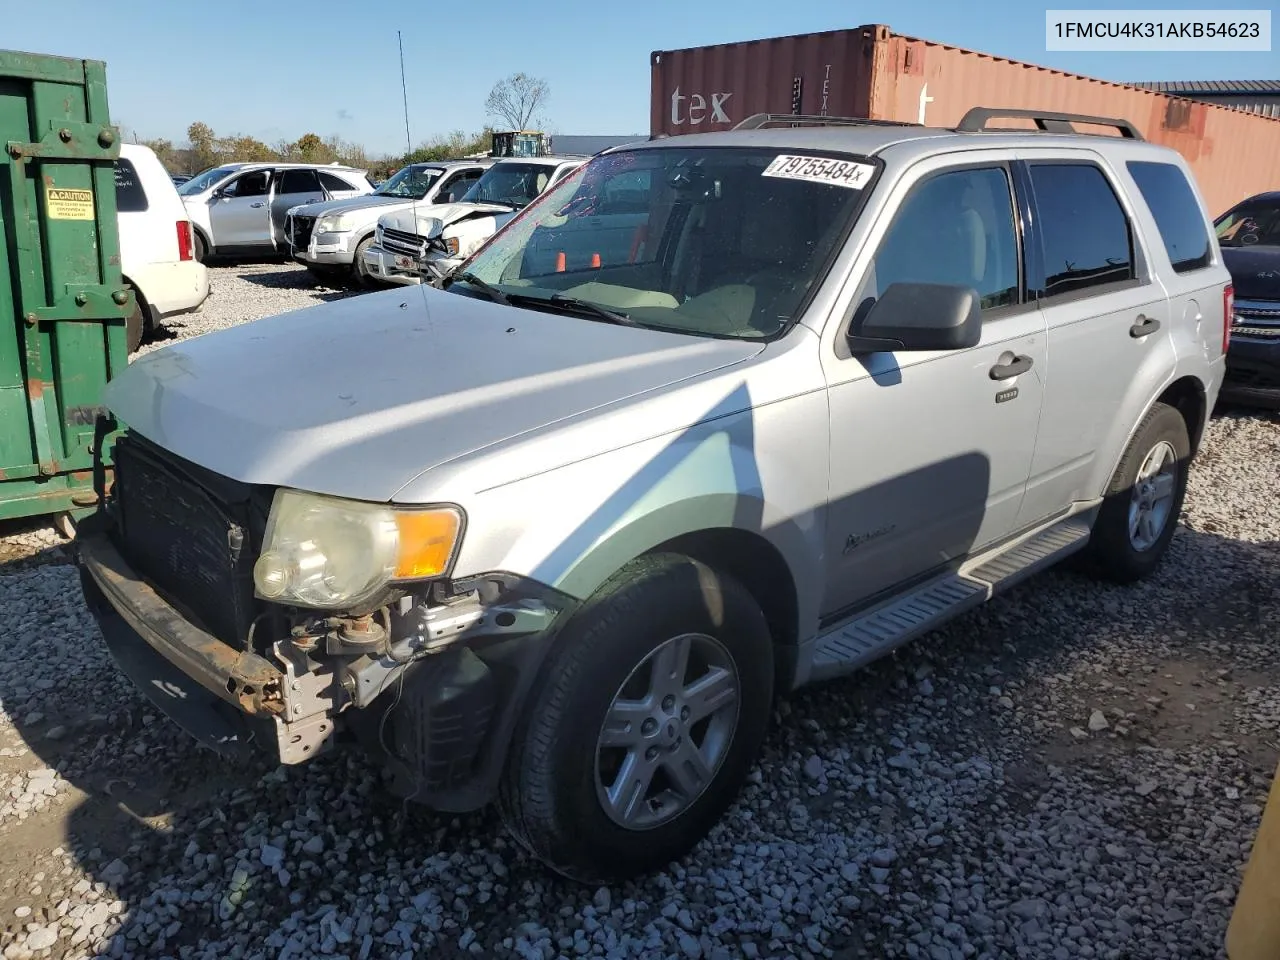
xmin=448 ymin=272 xmax=511 ymax=306
xmin=545 ymin=294 xmax=639 ymax=326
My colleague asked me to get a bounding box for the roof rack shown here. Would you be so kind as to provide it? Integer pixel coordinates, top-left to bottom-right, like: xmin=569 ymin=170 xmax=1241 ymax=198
xmin=733 ymin=113 xmax=923 ymax=130
xmin=955 ymin=107 xmax=1144 ymax=140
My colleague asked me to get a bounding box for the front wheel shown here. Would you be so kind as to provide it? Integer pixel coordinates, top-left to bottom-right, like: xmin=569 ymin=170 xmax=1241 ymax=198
xmin=497 ymin=553 xmax=774 ymax=883
xmin=193 ymin=231 xmax=207 ymax=263
xmin=351 ymin=236 xmax=377 ymax=289
xmin=1081 ymin=401 xmax=1190 ymax=583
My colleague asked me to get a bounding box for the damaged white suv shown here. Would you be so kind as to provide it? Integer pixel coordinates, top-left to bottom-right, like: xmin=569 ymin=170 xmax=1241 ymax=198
xmin=364 ymin=155 xmax=585 ymax=284
xmin=78 ymin=108 xmax=1227 ymax=884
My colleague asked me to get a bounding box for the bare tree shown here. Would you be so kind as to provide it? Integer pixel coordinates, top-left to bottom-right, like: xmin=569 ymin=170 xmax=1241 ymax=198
xmin=484 ymin=73 xmax=550 ymax=130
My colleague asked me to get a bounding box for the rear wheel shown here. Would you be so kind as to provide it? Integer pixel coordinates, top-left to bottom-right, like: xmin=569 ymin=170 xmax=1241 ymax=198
xmin=497 ymin=553 xmax=774 ymax=883
xmin=123 ymin=284 xmax=145 ymax=354
xmin=1081 ymin=401 xmax=1190 ymax=583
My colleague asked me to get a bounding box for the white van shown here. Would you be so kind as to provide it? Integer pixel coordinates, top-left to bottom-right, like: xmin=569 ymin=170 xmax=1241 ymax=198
xmin=116 ymin=144 xmax=210 ymax=351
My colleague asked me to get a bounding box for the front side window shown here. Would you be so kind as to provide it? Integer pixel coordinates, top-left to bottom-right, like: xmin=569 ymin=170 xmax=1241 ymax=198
xmin=437 ymin=170 xmax=482 ymax=202
xmin=375 ymin=165 xmax=443 ymax=199
xmin=460 ymin=163 xmax=559 ymax=210
xmin=862 ymin=166 xmax=1020 ymax=312
xmin=1216 ymin=199 xmax=1280 ymax=247
xmin=1126 ymin=160 xmax=1212 ymax=272
xmin=115 ymin=159 xmax=149 ymax=213
xmin=224 ymin=170 xmax=270 ymax=198
xmin=455 ymin=147 xmax=873 ymax=340
xmin=179 ymin=165 xmax=238 ymax=196
xmin=1030 ymin=164 xmax=1135 ymax=297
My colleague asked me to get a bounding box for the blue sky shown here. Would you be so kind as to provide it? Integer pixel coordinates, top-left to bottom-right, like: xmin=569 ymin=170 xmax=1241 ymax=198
xmin=4 ymin=0 xmax=1276 ymax=159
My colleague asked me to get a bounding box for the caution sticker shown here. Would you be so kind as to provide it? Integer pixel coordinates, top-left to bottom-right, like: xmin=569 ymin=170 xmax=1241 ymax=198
xmin=762 ymin=155 xmax=875 ymax=190
xmin=46 ymin=186 xmax=94 ymax=220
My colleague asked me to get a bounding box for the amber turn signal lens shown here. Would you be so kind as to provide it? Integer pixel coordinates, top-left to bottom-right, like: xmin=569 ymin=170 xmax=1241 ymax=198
xmin=394 ymin=509 xmax=461 ymax=579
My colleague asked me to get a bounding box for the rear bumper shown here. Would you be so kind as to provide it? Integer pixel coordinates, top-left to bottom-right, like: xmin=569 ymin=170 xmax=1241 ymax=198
xmin=131 ymin=261 xmax=210 ymax=321
xmin=1222 ymin=333 xmax=1280 ymax=408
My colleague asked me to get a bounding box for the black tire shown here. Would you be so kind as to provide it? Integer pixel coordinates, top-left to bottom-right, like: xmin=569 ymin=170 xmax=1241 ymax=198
xmin=351 ymin=236 xmax=376 ymax=289
xmin=497 ymin=553 xmax=774 ymax=883
xmin=123 ymin=284 xmax=145 ymax=354
xmin=1081 ymin=401 xmax=1190 ymax=584
xmin=193 ymin=231 xmax=208 ymax=263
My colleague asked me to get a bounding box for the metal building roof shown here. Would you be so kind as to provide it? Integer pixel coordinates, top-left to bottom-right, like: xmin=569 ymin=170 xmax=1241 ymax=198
xmin=1126 ymin=80 xmax=1280 ymax=95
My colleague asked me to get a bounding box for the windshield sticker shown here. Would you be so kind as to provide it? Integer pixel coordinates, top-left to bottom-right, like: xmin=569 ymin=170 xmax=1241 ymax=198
xmin=762 ymin=155 xmax=874 ymax=189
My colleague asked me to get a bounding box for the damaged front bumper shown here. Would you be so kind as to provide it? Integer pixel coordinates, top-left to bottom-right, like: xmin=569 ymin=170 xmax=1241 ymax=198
xmin=78 ymin=530 xmax=577 ymax=810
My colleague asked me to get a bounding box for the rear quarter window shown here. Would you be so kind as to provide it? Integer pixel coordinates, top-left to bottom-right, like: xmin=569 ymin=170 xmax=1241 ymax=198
xmin=319 ymin=171 xmax=357 ymax=192
xmin=115 ymin=159 xmax=148 ymax=213
xmin=1126 ymin=160 xmax=1212 ymax=273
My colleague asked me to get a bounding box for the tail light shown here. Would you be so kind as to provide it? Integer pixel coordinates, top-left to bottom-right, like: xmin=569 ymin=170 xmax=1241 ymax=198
xmin=176 ymin=220 xmax=193 ymax=262
xmin=1222 ymin=283 xmax=1234 ymax=355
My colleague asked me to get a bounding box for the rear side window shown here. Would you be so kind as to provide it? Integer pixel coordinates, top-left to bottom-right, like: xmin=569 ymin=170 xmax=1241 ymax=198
xmin=115 ymin=159 xmax=148 ymax=213
xmin=319 ymin=171 xmax=355 ymax=192
xmin=1029 ymin=164 xmax=1134 ymax=298
xmin=1126 ymin=161 xmax=1212 ymax=273
xmin=278 ymin=169 xmax=321 ymax=194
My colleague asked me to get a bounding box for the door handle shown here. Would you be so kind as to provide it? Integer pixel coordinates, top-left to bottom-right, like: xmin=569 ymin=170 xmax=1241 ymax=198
xmin=989 ymin=354 xmax=1033 ymax=380
xmin=249 ymin=201 xmax=265 ymax=208
xmin=1130 ymin=314 xmax=1162 ymax=338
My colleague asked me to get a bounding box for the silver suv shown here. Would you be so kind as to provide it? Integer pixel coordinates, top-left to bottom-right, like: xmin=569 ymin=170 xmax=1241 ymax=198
xmin=78 ymin=108 xmax=1228 ymax=884
xmin=177 ymin=162 xmax=373 ymax=261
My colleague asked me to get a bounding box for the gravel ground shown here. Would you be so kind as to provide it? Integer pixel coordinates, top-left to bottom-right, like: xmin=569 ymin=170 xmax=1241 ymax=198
xmin=1 ymin=264 xmax=1278 ymax=959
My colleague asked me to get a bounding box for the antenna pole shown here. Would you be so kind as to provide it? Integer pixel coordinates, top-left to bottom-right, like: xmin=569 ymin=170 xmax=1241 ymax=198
xmin=398 ymin=31 xmax=412 ymax=155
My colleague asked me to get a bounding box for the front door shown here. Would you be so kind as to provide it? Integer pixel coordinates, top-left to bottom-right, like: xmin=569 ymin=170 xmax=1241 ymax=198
xmin=208 ymin=169 xmax=273 ymax=249
xmin=820 ymin=160 xmax=1047 ymax=618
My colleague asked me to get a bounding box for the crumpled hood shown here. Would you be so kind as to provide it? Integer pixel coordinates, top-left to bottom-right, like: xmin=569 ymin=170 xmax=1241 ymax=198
xmin=1223 ymin=246 xmax=1280 ymax=301
xmin=380 ymin=201 xmax=512 ymax=236
xmin=104 ymin=287 xmax=762 ymax=503
xmin=290 ymin=194 xmax=410 ymax=218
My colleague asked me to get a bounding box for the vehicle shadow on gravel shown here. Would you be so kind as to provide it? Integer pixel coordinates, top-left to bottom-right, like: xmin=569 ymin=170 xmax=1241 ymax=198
xmin=236 ymin=269 xmax=364 ymax=302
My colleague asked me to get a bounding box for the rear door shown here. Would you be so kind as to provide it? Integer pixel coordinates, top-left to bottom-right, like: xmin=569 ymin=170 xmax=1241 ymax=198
xmin=209 ymin=168 xmax=273 ymax=248
xmin=1013 ymin=151 xmax=1177 ymax=528
xmin=271 ymin=169 xmax=325 ymax=246
xmin=1124 ymin=157 xmax=1230 ymax=385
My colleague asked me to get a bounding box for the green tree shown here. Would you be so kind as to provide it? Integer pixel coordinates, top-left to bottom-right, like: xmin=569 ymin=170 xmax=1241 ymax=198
xmin=186 ymin=122 xmax=217 ymax=171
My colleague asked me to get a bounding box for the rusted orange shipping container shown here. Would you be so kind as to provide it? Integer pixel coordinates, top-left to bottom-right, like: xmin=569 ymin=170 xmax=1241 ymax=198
xmin=650 ymin=24 xmax=1280 ymax=215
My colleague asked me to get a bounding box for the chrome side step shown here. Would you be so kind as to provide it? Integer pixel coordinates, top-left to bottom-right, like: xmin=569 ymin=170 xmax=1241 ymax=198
xmin=798 ymin=516 xmax=1091 ymax=685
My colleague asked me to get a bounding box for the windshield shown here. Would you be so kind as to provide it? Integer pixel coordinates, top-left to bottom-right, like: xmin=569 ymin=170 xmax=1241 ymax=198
xmin=451 ymin=147 xmax=874 ymax=340
xmin=460 ymin=163 xmax=560 ymax=209
xmin=375 ymin=165 xmax=444 ymax=199
xmin=1216 ymin=201 xmax=1280 ymax=247
xmin=178 ymin=165 xmax=239 ymax=196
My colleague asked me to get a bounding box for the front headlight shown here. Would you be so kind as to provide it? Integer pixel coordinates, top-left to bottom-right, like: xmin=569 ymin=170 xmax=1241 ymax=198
xmin=316 ymin=214 xmax=351 ymax=234
xmin=252 ymin=489 xmax=463 ymax=610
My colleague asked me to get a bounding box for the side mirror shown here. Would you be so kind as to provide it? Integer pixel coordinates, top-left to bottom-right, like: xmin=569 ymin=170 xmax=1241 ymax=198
xmin=846 ymin=282 xmax=982 ymax=353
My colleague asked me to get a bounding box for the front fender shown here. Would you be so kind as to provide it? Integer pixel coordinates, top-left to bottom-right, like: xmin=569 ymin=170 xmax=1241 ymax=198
xmin=447 ymin=387 xmax=829 ymax=643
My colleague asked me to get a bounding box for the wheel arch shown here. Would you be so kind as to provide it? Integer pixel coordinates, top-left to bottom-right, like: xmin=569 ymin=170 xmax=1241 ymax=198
xmin=1155 ymin=374 xmax=1208 ymax=455
xmin=546 ymin=493 xmax=818 ymax=660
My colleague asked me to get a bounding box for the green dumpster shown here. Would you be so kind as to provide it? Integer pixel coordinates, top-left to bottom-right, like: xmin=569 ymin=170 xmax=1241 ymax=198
xmin=0 ymin=50 xmax=131 ymax=525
